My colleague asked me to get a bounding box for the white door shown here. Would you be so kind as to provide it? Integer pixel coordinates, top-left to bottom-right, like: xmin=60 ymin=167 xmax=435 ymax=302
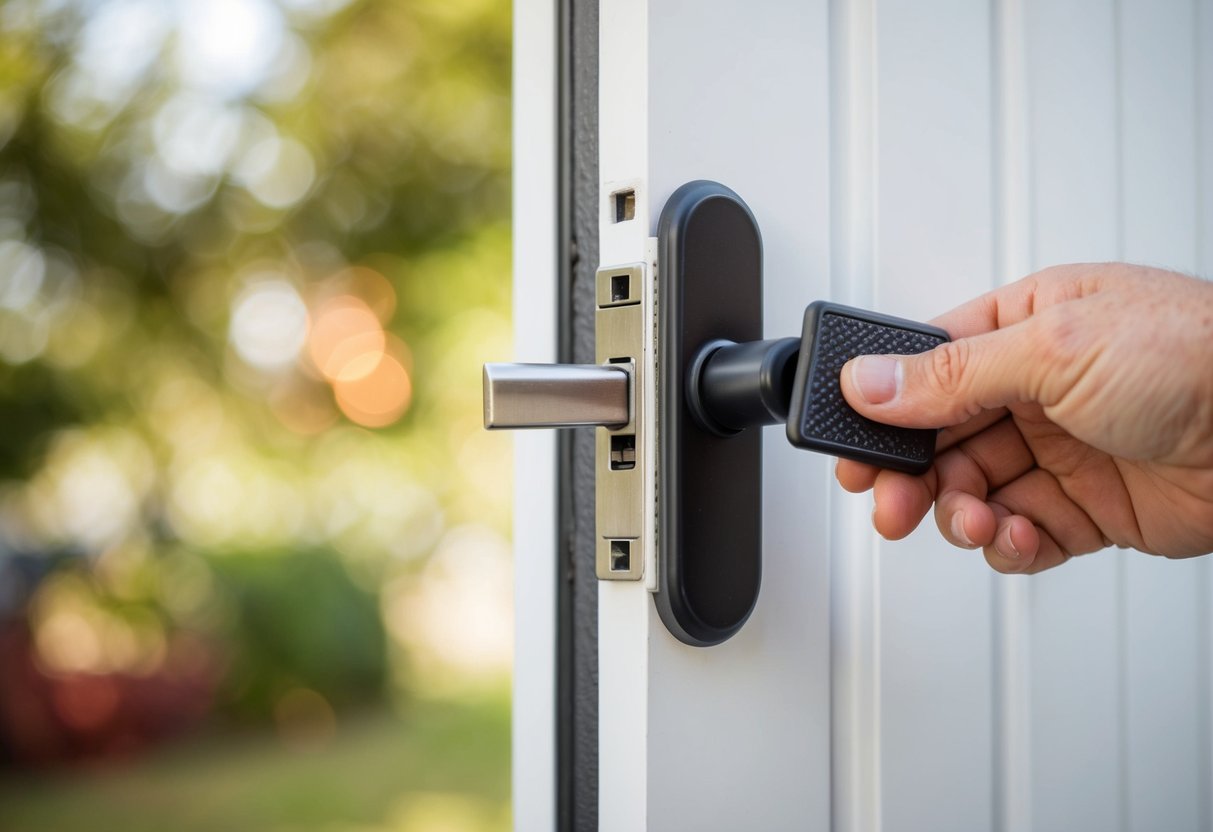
xmin=514 ymin=0 xmax=1213 ymax=829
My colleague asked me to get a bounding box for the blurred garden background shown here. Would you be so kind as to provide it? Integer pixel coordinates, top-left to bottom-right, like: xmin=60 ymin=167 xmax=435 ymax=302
xmin=0 ymin=0 xmax=513 ymax=829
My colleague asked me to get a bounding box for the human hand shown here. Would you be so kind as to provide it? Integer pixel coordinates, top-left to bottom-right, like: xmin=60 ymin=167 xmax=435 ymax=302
xmin=835 ymin=263 xmax=1213 ymax=574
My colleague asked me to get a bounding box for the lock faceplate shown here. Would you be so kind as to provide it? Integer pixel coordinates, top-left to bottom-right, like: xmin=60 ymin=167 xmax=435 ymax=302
xmin=594 ymin=263 xmax=650 ymax=581
xmin=481 ymin=262 xmax=652 ymax=583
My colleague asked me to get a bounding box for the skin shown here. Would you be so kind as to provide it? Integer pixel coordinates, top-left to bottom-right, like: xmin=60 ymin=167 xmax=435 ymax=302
xmin=835 ymin=263 xmax=1213 ymax=574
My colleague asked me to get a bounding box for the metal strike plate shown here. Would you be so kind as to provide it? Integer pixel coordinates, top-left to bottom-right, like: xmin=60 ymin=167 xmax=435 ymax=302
xmin=480 ymin=262 xmax=650 ymax=584
xmin=594 ymin=263 xmax=647 ymax=581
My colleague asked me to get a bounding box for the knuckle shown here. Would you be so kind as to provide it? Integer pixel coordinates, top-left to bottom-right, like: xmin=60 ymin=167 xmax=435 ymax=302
xmin=1031 ymin=262 xmax=1100 ymax=295
xmin=927 ymin=340 xmax=973 ymax=398
xmin=1030 ymin=264 xmax=1077 ymax=290
xmin=1034 ymin=311 xmax=1085 ymax=368
xmin=1001 ymin=310 xmax=1093 ymax=408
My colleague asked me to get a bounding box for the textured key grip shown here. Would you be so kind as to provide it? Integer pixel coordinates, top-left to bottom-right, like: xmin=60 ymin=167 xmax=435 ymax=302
xmin=786 ymin=301 xmax=950 ymax=475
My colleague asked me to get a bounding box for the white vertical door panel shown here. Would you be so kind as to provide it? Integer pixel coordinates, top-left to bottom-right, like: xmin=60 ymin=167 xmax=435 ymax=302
xmin=1119 ymin=3 xmax=1208 ymax=831
xmin=870 ymin=3 xmax=996 ymax=829
xmin=1120 ymin=0 xmax=1200 ymax=267
xmin=585 ymin=1 xmax=1213 ymax=830
xmin=643 ymin=1 xmax=833 ymax=829
xmin=1024 ymin=562 xmax=1124 ymax=832
xmin=1020 ymin=2 xmax=1124 ymax=831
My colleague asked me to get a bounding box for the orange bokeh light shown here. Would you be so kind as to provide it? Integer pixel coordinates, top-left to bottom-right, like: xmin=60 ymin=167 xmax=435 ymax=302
xmin=333 ymin=351 xmax=412 ymax=428
xmin=304 ymin=278 xmax=411 ymax=429
xmin=306 ymin=295 xmax=385 ymax=381
xmin=320 ymin=266 xmax=397 ymax=324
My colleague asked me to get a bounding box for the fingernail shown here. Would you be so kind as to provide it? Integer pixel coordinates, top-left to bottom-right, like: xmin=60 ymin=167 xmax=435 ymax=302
xmin=951 ymin=512 xmax=973 ymax=547
xmin=995 ymin=525 xmax=1021 ymax=559
xmin=850 ymin=356 xmax=901 ymax=405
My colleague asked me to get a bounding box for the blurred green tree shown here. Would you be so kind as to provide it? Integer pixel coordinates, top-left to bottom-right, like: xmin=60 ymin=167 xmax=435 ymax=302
xmin=0 ymin=0 xmax=513 ymax=738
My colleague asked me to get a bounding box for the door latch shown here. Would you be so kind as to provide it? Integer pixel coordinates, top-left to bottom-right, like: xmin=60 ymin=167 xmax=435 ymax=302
xmin=482 ymin=363 xmax=628 ymax=429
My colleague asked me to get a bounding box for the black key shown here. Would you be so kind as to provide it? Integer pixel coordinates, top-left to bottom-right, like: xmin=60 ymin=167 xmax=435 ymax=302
xmin=785 ymin=301 xmax=950 ymax=475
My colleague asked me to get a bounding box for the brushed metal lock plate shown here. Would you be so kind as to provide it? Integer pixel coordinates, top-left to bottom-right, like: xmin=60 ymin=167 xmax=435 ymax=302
xmin=594 ymin=263 xmax=648 ymax=581
xmin=483 ymin=262 xmax=651 ymax=584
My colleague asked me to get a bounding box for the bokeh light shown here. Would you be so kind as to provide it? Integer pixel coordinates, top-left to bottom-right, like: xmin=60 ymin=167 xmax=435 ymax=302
xmin=229 ymin=277 xmax=310 ymax=371
xmin=308 ymin=294 xmax=386 ymax=379
xmin=235 ymin=135 xmax=316 ymax=208
xmin=0 ymin=0 xmax=513 ymax=828
xmin=175 ymin=0 xmax=286 ymax=98
xmin=333 ymin=349 xmax=412 ymax=427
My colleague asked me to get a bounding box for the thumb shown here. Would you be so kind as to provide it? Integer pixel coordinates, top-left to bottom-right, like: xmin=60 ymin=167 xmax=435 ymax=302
xmin=839 ymin=323 xmax=1049 ymax=429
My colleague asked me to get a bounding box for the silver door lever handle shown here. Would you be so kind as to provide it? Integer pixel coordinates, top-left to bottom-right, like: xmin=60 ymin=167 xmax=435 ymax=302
xmin=482 ymin=363 xmax=630 ymax=429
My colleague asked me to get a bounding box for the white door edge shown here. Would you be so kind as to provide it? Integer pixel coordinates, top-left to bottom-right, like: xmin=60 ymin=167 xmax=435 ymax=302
xmin=511 ymin=0 xmax=559 ymax=828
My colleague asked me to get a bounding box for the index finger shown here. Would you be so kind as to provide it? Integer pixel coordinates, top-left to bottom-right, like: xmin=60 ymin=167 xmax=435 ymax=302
xmin=926 ymin=265 xmax=1102 ymax=339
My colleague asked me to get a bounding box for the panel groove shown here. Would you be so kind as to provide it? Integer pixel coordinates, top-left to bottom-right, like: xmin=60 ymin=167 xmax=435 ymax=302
xmin=1198 ymin=17 xmax=1211 ymax=832
xmin=1194 ymin=0 xmax=1205 ymax=273
xmin=989 ymin=2 xmax=1033 ymax=832
xmin=1111 ymin=5 xmax=1129 ymax=826
xmin=1201 ymin=11 xmax=1213 ymax=832
xmin=828 ymin=0 xmax=881 ymax=829
xmin=1112 ymin=0 xmax=1127 ymax=259
xmin=1115 ymin=557 xmax=1131 ymax=832
xmin=1200 ymin=558 xmax=1212 ymax=832
xmin=1203 ymin=0 xmax=1213 ymax=274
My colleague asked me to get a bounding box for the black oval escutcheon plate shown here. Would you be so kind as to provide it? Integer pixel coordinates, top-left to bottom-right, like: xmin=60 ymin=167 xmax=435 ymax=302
xmin=655 ymin=181 xmax=763 ymax=647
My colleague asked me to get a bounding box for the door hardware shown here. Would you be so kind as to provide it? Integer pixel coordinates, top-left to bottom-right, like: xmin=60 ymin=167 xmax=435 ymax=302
xmin=483 ymin=261 xmax=653 ymax=584
xmin=482 ymin=180 xmax=946 ymax=644
xmin=483 ymin=363 xmax=629 ymax=429
xmin=681 ymin=303 xmax=949 ymax=474
xmin=658 ymin=181 xmax=948 ymax=646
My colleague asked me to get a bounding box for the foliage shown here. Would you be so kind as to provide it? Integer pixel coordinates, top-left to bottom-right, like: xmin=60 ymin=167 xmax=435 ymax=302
xmin=0 ymin=0 xmax=514 ymax=747
xmin=212 ymin=548 xmax=388 ymax=720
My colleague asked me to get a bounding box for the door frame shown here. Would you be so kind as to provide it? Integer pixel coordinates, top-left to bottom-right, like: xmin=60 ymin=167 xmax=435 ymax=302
xmin=511 ymin=1 xmax=559 ymax=829
xmin=512 ymin=1 xmax=601 ymax=830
